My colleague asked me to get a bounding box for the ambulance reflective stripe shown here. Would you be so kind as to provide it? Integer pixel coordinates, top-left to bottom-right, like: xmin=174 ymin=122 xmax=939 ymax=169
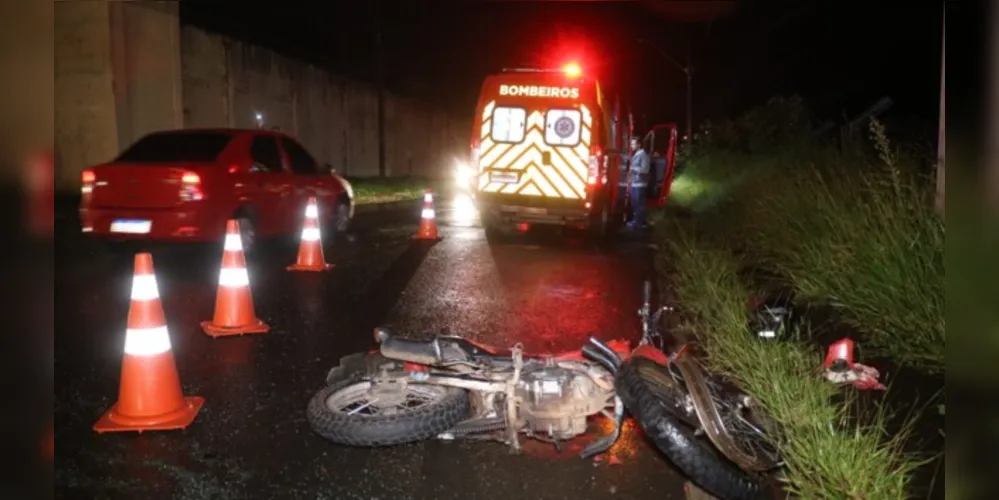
xmin=477 ymin=100 xmax=592 ymax=199
xmin=483 ymin=128 xmax=584 ymax=198
xmin=124 ymin=326 xmax=172 ymax=356
xmin=219 ymin=267 xmax=251 ymax=288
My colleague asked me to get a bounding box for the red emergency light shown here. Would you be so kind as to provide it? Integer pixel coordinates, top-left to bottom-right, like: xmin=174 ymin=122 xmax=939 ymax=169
xmin=562 ymin=62 xmax=582 ymax=78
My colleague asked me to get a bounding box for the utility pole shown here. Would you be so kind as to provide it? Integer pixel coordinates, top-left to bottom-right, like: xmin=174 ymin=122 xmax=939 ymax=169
xmin=685 ymin=35 xmax=693 ymax=142
xmin=374 ymin=0 xmax=386 ymax=177
xmin=934 ymin=0 xmax=945 ymax=213
xmin=639 ymin=38 xmax=693 ymax=141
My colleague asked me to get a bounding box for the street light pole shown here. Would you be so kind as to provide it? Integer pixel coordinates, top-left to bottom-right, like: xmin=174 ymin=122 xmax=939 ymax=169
xmin=685 ymin=37 xmax=693 ymax=141
xmin=374 ymin=0 xmax=386 ymax=178
xmin=640 ymin=38 xmax=693 ymax=141
xmin=934 ymin=0 xmax=945 ymax=213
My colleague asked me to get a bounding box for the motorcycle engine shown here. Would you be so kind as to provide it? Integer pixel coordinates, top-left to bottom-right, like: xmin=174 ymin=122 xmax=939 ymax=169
xmin=516 ymin=360 xmax=611 ymax=440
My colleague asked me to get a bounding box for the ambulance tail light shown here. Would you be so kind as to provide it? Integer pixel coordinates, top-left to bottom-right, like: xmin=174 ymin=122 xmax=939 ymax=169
xmin=587 ymin=146 xmax=604 ymax=187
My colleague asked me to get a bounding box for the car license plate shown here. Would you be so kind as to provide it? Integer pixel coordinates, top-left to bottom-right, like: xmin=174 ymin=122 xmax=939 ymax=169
xmin=110 ymin=219 xmax=151 ymax=234
xmin=522 ymin=207 xmax=547 ymax=215
xmin=490 ymin=172 xmax=519 ymax=184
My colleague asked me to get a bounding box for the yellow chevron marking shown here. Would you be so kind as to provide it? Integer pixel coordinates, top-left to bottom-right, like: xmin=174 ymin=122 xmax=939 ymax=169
xmin=476 ymin=106 xmax=592 ymax=199
xmin=520 ymin=183 xmax=542 ymax=196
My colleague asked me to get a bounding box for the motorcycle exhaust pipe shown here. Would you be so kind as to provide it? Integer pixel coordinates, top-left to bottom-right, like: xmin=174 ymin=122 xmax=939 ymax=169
xmin=587 ymin=337 xmax=622 ymax=369
xmin=582 ymin=344 xmax=618 ymax=374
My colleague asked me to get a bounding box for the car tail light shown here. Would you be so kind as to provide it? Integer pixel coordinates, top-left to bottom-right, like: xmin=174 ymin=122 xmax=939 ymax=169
xmin=81 ymin=169 xmax=95 ymax=194
xmin=180 ymin=170 xmax=204 ymax=201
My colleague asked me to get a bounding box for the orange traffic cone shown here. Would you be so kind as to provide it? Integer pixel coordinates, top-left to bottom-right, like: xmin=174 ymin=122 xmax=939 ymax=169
xmin=201 ymin=220 xmax=270 ymax=337
xmin=94 ymin=253 xmax=204 ymax=433
xmin=287 ymin=196 xmax=334 ymax=272
xmin=413 ymin=189 xmax=442 ymax=241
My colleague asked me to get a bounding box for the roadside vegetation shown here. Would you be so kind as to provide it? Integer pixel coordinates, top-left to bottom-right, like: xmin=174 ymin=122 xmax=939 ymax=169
xmin=654 ymin=96 xmax=944 ymax=498
xmin=346 ymin=175 xmax=441 ymax=204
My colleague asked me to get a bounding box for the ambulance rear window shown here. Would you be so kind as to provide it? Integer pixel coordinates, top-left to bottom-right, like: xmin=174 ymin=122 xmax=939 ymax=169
xmin=544 ymin=108 xmax=582 ymax=147
xmin=491 ymin=107 xmax=527 ymax=143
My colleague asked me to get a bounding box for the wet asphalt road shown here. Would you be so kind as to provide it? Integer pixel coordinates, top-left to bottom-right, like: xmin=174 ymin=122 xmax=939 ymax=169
xmin=55 ymin=195 xmax=690 ymax=500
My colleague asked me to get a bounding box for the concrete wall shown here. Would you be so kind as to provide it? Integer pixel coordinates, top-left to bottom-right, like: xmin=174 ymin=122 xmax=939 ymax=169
xmin=180 ymin=27 xmax=466 ymax=178
xmin=54 ymin=0 xmax=467 ymax=192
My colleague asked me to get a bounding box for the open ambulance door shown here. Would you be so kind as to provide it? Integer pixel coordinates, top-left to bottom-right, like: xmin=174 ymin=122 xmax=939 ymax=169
xmin=642 ymin=122 xmax=679 ymax=208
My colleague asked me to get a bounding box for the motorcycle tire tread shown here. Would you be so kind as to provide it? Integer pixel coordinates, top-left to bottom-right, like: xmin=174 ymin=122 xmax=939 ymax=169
xmin=615 ymin=357 xmax=772 ymax=500
xmin=308 ymin=353 xmax=471 ymax=447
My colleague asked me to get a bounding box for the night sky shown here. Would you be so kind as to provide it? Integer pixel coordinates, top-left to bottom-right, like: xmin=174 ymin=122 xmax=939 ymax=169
xmin=181 ymin=0 xmax=943 ymax=138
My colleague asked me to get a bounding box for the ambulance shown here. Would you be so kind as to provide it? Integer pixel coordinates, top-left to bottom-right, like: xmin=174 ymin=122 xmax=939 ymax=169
xmin=465 ymin=62 xmax=678 ymax=238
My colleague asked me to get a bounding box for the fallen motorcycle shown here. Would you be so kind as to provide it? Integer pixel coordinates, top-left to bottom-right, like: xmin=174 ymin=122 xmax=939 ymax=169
xmin=307 ymin=281 xmax=783 ymax=500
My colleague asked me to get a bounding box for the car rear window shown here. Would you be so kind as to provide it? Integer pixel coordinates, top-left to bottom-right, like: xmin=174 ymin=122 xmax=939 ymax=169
xmin=115 ymin=132 xmax=234 ymax=163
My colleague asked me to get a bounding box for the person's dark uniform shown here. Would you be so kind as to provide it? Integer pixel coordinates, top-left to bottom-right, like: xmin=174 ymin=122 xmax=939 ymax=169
xmin=626 ymin=137 xmax=650 ymax=229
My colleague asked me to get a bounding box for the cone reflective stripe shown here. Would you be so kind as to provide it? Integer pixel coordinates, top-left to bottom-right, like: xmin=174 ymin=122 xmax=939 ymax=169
xmin=288 ymin=196 xmax=334 ymax=271
xmin=201 ymin=220 xmax=270 ymax=337
xmin=413 ymin=189 xmax=442 ymax=241
xmin=94 ymin=253 xmax=203 ymax=433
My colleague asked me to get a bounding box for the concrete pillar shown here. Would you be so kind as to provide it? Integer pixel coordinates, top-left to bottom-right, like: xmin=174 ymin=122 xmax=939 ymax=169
xmin=54 ymin=0 xmax=119 ymax=192
xmin=108 ymin=1 xmax=183 ymax=149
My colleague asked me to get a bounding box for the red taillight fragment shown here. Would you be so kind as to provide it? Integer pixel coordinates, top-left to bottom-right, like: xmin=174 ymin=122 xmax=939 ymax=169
xmin=181 ymin=171 xmax=201 ymax=184
xmin=180 ymin=170 xmax=204 ymax=201
xmin=81 ymin=169 xmax=95 ymax=195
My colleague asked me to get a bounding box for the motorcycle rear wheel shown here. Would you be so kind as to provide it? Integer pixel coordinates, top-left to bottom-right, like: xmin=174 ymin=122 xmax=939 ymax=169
xmin=307 ymin=354 xmax=470 ymax=447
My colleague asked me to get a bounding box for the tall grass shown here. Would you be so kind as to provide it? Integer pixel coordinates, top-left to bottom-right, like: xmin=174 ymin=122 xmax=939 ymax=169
xmin=657 ymin=220 xmax=926 ymax=499
xmin=668 ymin=108 xmax=944 ymax=373
xmin=716 ymin=121 xmax=944 ymax=371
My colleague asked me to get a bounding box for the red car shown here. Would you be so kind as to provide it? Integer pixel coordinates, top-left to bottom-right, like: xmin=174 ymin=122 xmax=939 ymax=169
xmin=79 ymin=128 xmax=355 ymax=251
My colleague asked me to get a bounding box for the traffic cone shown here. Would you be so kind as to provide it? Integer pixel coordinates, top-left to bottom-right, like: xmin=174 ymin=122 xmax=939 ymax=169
xmin=413 ymin=189 xmax=442 ymax=241
xmin=94 ymin=253 xmax=204 ymax=433
xmin=201 ymin=219 xmax=270 ymax=337
xmin=287 ymin=196 xmax=334 ymax=272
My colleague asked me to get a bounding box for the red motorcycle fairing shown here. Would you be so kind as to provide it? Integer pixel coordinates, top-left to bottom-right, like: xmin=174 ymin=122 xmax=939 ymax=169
xmin=630 ymin=343 xmax=687 ymax=367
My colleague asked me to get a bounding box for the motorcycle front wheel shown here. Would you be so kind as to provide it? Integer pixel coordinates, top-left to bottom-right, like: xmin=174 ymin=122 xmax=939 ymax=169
xmin=307 ymin=354 xmax=470 ymax=447
xmin=616 ymin=357 xmax=773 ymax=500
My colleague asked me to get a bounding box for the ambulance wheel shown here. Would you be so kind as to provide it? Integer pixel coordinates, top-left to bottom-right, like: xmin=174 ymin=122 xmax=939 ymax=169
xmin=485 ymin=222 xmax=508 ymax=243
xmin=588 ymin=205 xmax=611 ymax=241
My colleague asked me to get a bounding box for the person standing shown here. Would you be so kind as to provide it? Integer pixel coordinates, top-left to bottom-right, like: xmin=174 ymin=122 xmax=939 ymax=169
xmin=626 ymin=136 xmax=650 ymax=229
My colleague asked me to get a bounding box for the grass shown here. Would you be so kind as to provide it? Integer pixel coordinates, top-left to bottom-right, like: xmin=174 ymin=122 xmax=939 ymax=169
xmin=649 ymin=95 xmax=944 ymax=497
xmin=346 ymin=176 xmax=440 ymax=204
xmin=656 ymin=219 xmax=927 ymax=499
xmin=664 ymin=118 xmax=944 ymax=373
